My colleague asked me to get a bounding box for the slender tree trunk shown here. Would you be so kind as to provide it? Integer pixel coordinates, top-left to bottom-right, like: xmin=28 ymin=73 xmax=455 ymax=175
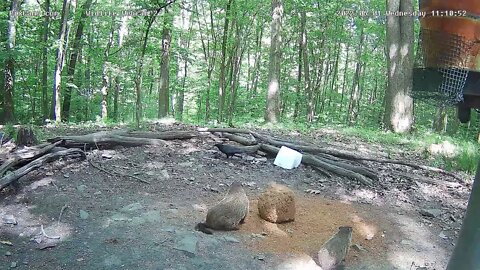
xmin=136 ymin=10 xmax=161 ymax=126
xmin=51 ymin=0 xmax=72 ymax=122
xmin=264 ymin=0 xmax=284 ymax=123
xmin=383 ymin=0 xmax=414 ymax=133
xmin=100 ymin=16 xmax=115 ymax=121
xmin=227 ymin=24 xmax=243 ymax=126
xmin=41 ymin=0 xmax=51 ymax=121
xmin=251 ymin=25 xmax=263 ymax=97
xmin=62 ymin=0 xmax=92 ymax=121
xmin=328 ymin=41 xmax=341 ymax=108
xmin=2 ymin=0 xmax=19 ymax=123
xmin=340 ymin=44 xmax=350 ymax=113
xmin=158 ymin=11 xmax=173 ymax=118
xmin=348 ymin=28 xmax=364 ymax=125
xmin=294 ymin=10 xmax=306 ymax=119
xmin=217 ymin=0 xmax=233 ymax=123
xmin=113 ymin=77 xmax=120 ymax=121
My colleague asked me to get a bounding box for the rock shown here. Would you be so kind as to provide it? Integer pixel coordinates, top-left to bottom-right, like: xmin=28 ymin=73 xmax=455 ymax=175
xmin=251 ymin=233 xmax=266 ymax=239
xmin=121 ymin=202 xmax=143 ymax=212
xmin=427 ymin=141 xmax=456 ymax=158
xmin=174 ymin=235 xmax=198 ymax=256
xmin=351 ymin=243 xmax=368 ymax=252
xmin=111 ymin=213 xmax=130 ymax=221
xmin=2 ymin=215 xmax=17 ymax=225
xmin=258 ymin=183 xmax=296 ymax=223
xmin=223 ymin=236 xmax=240 ymax=243
xmin=5 ymin=251 xmax=12 ymax=256
xmin=439 ymin=231 xmax=448 ymax=240
xmin=419 ymin=208 xmax=442 ymax=218
xmin=10 ymin=262 xmax=17 ymax=268
xmin=255 ymin=255 xmax=266 ymax=261
xmin=79 ymin=210 xmax=89 ymax=220
xmin=77 ymin=185 xmax=87 ymax=193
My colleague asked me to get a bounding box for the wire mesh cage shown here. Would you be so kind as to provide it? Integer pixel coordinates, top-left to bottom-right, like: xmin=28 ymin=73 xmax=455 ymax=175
xmin=413 ymin=29 xmax=477 ymax=106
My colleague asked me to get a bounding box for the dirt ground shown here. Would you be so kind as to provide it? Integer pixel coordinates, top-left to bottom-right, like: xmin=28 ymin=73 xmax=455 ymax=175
xmin=0 ymin=125 xmax=471 ymax=269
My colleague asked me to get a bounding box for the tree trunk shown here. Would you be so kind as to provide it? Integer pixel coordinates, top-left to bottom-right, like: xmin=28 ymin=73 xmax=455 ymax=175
xmin=251 ymin=25 xmax=263 ymax=97
xmin=158 ymin=11 xmax=173 ymax=118
xmin=41 ymin=0 xmax=51 ymax=121
xmin=294 ymin=10 xmax=306 ymax=119
xmin=136 ymin=10 xmax=161 ymax=126
xmin=227 ymin=23 xmax=244 ymax=126
xmin=340 ymin=44 xmax=350 ymax=114
xmin=62 ymin=0 xmax=92 ymax=121
xmin=217 ymin=0 xmax=233 ymax=123
xmin=347 ymin=28 xmax=364 ymax=125
xmin=51 ymin=0 xmax=72 ymax=122
xmin=383 ymin=0 xmax=414 ymax=133
xmin=2 ymin=0 xmax=19 ymax=123
xmin=100 ymin=17 xmax=115 ymax=122
xmin=433 ymin=106 xmax=448 ymax=133
xmin=264 ymin=0 xmax=284 ymax=123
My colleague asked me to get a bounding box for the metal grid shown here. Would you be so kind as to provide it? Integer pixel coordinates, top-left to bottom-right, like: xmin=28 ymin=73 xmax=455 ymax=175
xmin=413 ymin=29 xmax=476 ymax=105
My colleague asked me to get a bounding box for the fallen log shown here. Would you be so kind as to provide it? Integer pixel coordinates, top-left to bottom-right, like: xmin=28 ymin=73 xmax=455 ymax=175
xmin=221 ymin=133 xmax=257 ymax=146
xmin=0 ymin=148 xmax=86 ymax=190
xmin=0 ymin=141 xmax=62 ymax=177
xmin=125 ymin=130 xmax=197 ymax=140
xmin=48 ymin=130 xmax=166 ymax=148
xmin=260 ymin=144 xmax=373 ymax=186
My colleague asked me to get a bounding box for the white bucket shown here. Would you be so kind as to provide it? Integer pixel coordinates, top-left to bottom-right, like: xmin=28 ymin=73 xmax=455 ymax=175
xmin=274 ymin=146 xmax=303 ymax=169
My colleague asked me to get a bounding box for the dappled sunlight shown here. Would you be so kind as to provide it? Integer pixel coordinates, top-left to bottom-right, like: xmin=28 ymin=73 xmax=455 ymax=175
xmin=386 ymin=213 xmax=448 ymax=269
xmin=0 ymin=203 xmax=73 ymax=245
xmin=277 ymin=253 xmax=322 ymax=270
xmin=351 ymin=214 xmax=378 ymax=240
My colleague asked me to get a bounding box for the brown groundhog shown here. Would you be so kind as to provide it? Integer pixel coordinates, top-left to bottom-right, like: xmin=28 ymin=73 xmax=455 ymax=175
xmin=258 ymin=182 xmax=296 ymax=223
xmin=195 ymin=181 xmax=249 ymax=234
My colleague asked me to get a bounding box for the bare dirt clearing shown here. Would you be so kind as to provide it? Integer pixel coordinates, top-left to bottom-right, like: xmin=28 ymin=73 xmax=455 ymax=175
xmin=0 ymin=125 xmax=470 ymax=269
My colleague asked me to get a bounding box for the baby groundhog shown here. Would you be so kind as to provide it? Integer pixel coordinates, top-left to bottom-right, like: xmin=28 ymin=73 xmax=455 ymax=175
xmin=195 ymin=181 xmax=249 ymax=234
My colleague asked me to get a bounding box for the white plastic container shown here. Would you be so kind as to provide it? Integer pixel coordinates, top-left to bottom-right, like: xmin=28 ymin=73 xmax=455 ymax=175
xmin=274 ymin=146 xmax=303 ymax=169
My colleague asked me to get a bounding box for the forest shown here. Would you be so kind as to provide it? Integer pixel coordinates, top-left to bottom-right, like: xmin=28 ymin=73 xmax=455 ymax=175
xmin=0 ymin=0 xmax=479 ymax=269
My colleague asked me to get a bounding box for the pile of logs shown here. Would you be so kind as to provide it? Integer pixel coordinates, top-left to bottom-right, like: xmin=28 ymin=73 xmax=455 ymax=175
xmin=0 ymin=126 xmax=461 ymax=191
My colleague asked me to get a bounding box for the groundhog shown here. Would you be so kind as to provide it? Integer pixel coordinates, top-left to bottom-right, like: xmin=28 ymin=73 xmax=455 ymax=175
xmin=258 ymin=182 xmax=296 ymax=223
xmin=195 ymin=181 xmax=249 ymax=234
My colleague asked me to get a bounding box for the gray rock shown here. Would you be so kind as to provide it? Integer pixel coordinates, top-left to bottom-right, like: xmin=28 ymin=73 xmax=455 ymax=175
xmin=77 ymin=185 xmax=87 ymax=193
xmin=5 ymin=251 xmax=12 ymax=256
xmin=223 ymin=236 xmax=240 ymax=243
xmin=419 ymin=208 xmax=442 ymax=218
xmin=111 ymin=213 xmax=130 ymax=221
xmin=351 ymin=243 xmax=368 ymax=252
xmin=174 ymin=235 xmax=198 ymax=256
xmin=121 ymin=202 xmax=143 ymax=212
xmin=79 ymin=210 xmax=89 ymax=220
xmin=143 ymin=211 xmax=162 ymax=223
xmin=2 ymin=214 xmax=17 ymax=225
xmin=10 ymin=262 xmax=17 ymax=268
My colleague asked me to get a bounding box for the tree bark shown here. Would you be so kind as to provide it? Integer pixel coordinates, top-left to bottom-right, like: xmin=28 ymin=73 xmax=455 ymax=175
xmin=347 ymin=28 xmax=364 ymax=125
xmin=62 ymin=0 xmax=93 ymax=121
xmin=41 ymin=0 xmax=51 ymax=121
xmin=2 ymin=0 xmax=20 ymax=124
xmin=51 ymin=0 xmax=72 ymax=122
xmin=217 ymin=0 xmax=233 ymax=123
xmin=294 ymin=10 xmax=306 ymax=119
xmin=383 ymin=0 xmax=414 ymax=133
xmin=100 ymin=16 xmax=115 ymax=122
xmin=136 ymin=10 xmax=160 ymax=126
xmin=264 ymin=0 xmax=283 ymax=123
xmin=158 ymin=11 xmax=173 ymax=118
